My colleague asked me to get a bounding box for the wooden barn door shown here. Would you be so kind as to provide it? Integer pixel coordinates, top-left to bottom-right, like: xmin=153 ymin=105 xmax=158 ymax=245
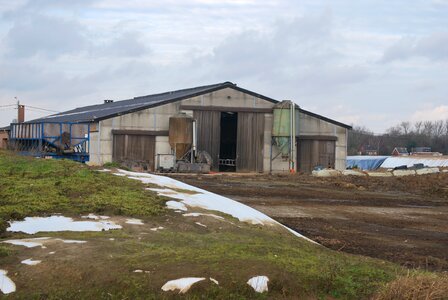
xmin=193 ymin=110 xmax=221 ymax=171
xmin=112 ymin=134 xmax=155 ymax=171
xmin=297 ymin=139 xmax=336 ymax=173
xmin=236 ymin=112 xmax=265 ymax=172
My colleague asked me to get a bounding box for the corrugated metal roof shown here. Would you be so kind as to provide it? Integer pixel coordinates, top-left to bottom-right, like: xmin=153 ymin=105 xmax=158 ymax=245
xmin=24 ymin=81 xmax=352 ymax=129
xmin=31 ymin=82 xmax=235 ymax=123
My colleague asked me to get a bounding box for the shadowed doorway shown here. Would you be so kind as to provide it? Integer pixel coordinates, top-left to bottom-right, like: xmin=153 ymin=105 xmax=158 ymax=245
xmin=219 ymin=112 xmax=238 ymax=172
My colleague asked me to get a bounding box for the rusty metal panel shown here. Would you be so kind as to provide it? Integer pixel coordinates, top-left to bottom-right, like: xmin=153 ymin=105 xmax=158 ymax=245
xmin=194 ymin=110 xmax=221 ymax=171
xmin=236 ymin=112 xmax=264 ymax=172
xmin=297 ymin=139 xmax=336 ymax=172
xmin=112 ymin=134 xmax=155 ymax=171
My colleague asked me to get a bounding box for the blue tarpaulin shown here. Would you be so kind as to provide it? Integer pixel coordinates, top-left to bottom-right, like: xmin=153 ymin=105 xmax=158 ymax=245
xmin=346 ymin=156 xmax=389 ymax=170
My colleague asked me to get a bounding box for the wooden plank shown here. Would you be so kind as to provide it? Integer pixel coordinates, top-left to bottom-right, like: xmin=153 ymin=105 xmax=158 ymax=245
xmin=236 ymin=112 xmax=264 ymax=172
xmin=297 ymin=139 xmax=336 ymax=172
xmin=181 ymin=105 xmax=273 ymax=114
xmin=111 ymin=129 xmax=169 ymax=136
xmin=194 ymin=110 xmax=221 ymax=171
xmin=112 ymin=134 xmax=155 ymax=171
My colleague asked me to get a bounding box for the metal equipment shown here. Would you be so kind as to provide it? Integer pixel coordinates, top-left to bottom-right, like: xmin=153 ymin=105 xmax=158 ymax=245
xmin=9 ymin=121 xmax=90 ymax=162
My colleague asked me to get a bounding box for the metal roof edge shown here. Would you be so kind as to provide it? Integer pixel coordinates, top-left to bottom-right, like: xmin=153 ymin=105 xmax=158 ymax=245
xmin=93 ymin=82 xmax=236 ymax=122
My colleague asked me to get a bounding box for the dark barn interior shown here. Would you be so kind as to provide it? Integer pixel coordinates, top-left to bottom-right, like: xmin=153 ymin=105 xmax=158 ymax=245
xmin=219 ymin=112 xmax=238 ymax=172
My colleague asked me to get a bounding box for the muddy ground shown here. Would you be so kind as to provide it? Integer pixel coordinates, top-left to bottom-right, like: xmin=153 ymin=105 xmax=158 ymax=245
xmin=170 ymin=173 xmax=448 ymax=272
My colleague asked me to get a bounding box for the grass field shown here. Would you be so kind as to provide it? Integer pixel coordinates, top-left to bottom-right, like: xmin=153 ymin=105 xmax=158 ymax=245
xmin=0 ymin=151 xmax=446 ymax=299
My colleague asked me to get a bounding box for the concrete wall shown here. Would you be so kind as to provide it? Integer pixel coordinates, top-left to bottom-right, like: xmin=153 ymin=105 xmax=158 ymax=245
xmin=88 ymin=87 xmax=348 ymax=173
xmin=297 ymin=112 xmax=347 ymax=171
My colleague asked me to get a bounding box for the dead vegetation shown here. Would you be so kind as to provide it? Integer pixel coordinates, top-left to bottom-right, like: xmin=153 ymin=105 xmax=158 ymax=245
xmin=373 ymin=272 xmax=448 ymax=300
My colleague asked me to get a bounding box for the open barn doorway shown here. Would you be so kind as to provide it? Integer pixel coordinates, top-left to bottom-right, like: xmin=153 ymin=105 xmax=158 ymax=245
xmin=219 ymin=112 xmax=238 ymax=172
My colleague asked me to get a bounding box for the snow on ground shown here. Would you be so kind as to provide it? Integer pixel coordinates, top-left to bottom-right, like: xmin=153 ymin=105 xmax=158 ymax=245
xmin=0 ymin=270 xmax=15 ymax=294
xmin=150 ymin=226 xmax=164 ymax=231
xmin=7 ymin=216 xmax=122 ymax=234
xmin=115 ymin=170 xmax=315 ymax=243
xmin=161 ymin=277 xmax=206 ymax=294
xmin=2 ymin=237 xmax=50 ymax=248
xmin=81 ymin=214 xmax=110 ymax=220
xmin=21 ymin=258 xmax=41 ymax=266
xmin=183 ymin=213 xmax=224 ymax=220
xmin=247 ymin=276 xmax=269 ymax=293
xmin=210 ymin=278 xmax=219 ymax=285
xmin=57 ymin=239 xmax=86 ymax=244
xmin=165 ymin=200 xmax=188 ymax=211
xmin=125 ymin=218 xmax=144 ymax=225
xmin=195 ymin=222 xmax=207 ymax=228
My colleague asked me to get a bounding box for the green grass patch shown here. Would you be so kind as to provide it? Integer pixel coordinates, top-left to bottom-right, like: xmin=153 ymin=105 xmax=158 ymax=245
xmin=0 ymin=150 xmax=165 ymax=235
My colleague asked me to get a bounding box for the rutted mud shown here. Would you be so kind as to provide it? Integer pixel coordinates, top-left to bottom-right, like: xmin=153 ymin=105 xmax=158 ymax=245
xmin=172 ymin=173 xmax=448 ymax=271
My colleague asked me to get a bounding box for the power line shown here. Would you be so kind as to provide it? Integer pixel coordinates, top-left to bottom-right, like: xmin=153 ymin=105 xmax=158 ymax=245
xmin=0 ymin=104 xmax=16 ymax=108
xmin=24 ymin=105 xmax=59 ymax=113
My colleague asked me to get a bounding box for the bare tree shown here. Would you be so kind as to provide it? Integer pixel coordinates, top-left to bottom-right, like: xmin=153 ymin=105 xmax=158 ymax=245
xmin=400 ymin=121 xmax=411 ymax=135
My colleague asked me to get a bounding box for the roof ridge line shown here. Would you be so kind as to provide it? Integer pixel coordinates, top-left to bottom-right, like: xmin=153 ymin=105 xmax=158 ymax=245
xmin=133 ymin=82 xmax=233 ymax=100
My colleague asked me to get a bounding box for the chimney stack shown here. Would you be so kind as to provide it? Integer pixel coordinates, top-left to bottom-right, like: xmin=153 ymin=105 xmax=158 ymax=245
xmin=18 ymin=104 xmax=25 ymax=123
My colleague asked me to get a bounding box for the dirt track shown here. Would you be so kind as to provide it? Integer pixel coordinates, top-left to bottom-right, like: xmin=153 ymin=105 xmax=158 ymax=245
xmin=171 ymin=173 xmax=448 ymax=271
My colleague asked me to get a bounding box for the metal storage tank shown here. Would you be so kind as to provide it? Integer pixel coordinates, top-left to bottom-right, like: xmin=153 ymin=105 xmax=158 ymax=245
xmin=272 ymin=101 xmax=292 ymax=157
xmin=169 ymin=113 xmax=193 ymax=159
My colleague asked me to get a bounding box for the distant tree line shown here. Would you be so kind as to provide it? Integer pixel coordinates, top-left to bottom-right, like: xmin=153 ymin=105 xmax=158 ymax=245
xmin=348 ymin=119 xmax=448 ymax=155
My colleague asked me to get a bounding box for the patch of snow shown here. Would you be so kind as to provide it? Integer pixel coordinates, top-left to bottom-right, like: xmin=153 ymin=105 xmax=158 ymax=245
xmin=97 ymin=169 xmax=111 ymax=172
xmin=0 ymin=270 xmax=15 ymax=294
xmin=161 ymin=277 xmax=206 ymax=294
xmin=210 ymin=277 xmax=219 ymax=285
xmin=2 ymin=237 xmax=51 ymax=248
xmin=7 ymin=216 xmax=122 ymax=234
xmin=133 ymin=270 xmax=143 ymax=273
xmin=116 ymin=170 xmax=316 ymax=243
xmin=165 ymin=200 xmax=187 ymax=211
xmin=125 ymin=218 xmax=144 ymax=225
xmin=195 ymin=222 xmax=207 ymax=228
xmin=183 ymin=213 xmax=224 ymax=220
xmin=21 ymin=258 xmax=41 ymax=266
xmin=109 ymin=238 xmax=115 ymax=241
xmin=150 ymin=226 xmax=164 ymax=231
xmin=247 ymin=276 xmax=269 ymax=293
xmin=49 ymin=252 xmax=55 ymax=255
xmin=57 ymin=239 xmax=87 ymax=244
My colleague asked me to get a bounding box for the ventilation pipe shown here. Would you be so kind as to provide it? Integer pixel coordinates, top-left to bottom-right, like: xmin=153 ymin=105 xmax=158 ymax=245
xmin=191 ymin=119 xmax=197 ymax=162
xmin=290 ymin=101 xmax=296 ymax=173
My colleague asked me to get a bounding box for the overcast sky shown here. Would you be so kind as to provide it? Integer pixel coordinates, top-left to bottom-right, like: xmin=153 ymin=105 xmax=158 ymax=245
xmin=0 ymin=0 xmax=447 ymax=132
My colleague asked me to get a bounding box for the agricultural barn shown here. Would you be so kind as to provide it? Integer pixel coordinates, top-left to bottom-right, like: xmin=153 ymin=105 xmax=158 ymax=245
xmin=8 ymin=82 xmax=351 ymax=173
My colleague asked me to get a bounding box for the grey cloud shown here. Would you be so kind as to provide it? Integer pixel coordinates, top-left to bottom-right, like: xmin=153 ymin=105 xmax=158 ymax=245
xmin=94 ymin=32 xmax=151 ymax=58
xmin=189 ymin=12 xmax=368 ymax=95
xmin=4 ymin=14 xmax=88 ymax=58
xmin=381 ymin=32 xmax=448 ymax=62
